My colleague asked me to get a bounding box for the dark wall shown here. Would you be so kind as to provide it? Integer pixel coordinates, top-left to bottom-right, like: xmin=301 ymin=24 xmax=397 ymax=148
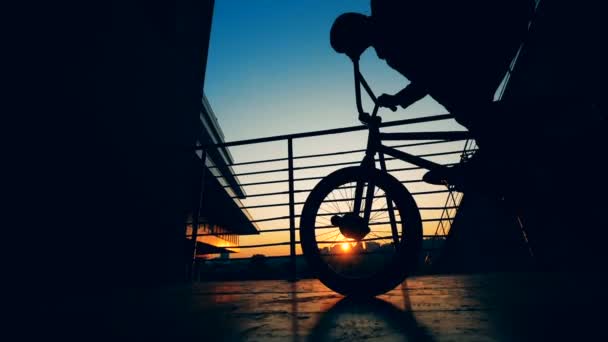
xmin=504 ymin=1 xmax=606 ymax=104
xmin=502 ymin=1 xmax=607 ymax=270
xmin=443 ymin=1 xmax=608 ymax=272
xmin=14 ymin=1 xmax=214 ymax=297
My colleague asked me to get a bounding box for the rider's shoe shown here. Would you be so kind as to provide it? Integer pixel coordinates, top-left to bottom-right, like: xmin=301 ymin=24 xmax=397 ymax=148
xmin=423 ymin=152 xmax=485 ymax=191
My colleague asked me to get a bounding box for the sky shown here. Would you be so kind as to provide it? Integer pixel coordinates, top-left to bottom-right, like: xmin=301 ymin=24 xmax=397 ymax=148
xmin=204 ymin=0 xmax=470 ymax=258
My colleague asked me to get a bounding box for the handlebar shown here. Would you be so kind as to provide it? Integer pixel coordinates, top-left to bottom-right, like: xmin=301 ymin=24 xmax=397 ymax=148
xmin=353 ymin=61 xmax=397 ymax=125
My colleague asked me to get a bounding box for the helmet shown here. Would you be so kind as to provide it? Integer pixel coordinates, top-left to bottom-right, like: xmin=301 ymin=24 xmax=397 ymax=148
xmin=330 ymin=12 xmax=372 ymax=60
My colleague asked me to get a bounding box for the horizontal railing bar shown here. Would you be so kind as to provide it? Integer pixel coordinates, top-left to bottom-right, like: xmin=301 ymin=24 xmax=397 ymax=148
xmin=247 ymin=205 xmax=459 ymax=223
xmin=225 ymin=175 xmax=328 ymax=187
xmin=237 ymin=241 xmax=294 ymax=248
xmin=312 ymin=205 xmax=458 ymax=216
xmin=293 ymin=160 xmax=360 ymax=171
xmin=230 ymin=150 xmax=469 ymax=178
xmin=309 ymin=218 xmax=454 ymax=231
xmin=238 ymin=189 xmax=450 ymax=209
xmin=310 ymin=189 xmax=450 ymax=204
xmin=188 ymin=233 xmax=447 ymax=239
xmin=232 ymin=167 xmax=289 ymax=177
xmin=235 ymin=162 xmax=458 ymax=181
xmin=313 ymin=246 xmax=448 ymax=256
xmin=224 ymin=161 xmax=462 ymax=187
xmin=230 ymin=179 xmax=289 ymax=187
xmin=231 ymin=217 xmax=456 ymax=234
xmin=196 ymin=114 xmax=455 ymax=149
xmin=240 ymin=202 xmax=295 ymax=209
xmin=234 ymin=174 xmax=426 ymax=188
xmin=380 ymin=131 xmax=470 ymax=141
xmin=217 ymin=139 xmax=462 ymax=169
xmin=316 ymin=236 xmax=397 ymax=244
xmin=218 ymin=156 xmax=288 ymax=167
xmin=243 ymin=227 xmax=293 ymax=233
xmin=387 ymin=162 xmax=459 ymax=173
xmin=238 ymin=188 xmax=310 ymax=198
xmin=290 ymin=149 xmax=468 ymax=172
xmin=213 ymin=246 xmax=445 ymax=255
xmin=249 ymin=216 xmax=292 ymax=223
xmin=289 ymin=140 xmax=451 ymax=161
xmin=380 ymin=145 xmax=442 ymax=172
xmin=313 ymin=251 xmax=400 ymax=257
xmin=293 ymin=175 xmax=333 ymax=183
xmin=234 ymin=234 xmax=449 ymax=249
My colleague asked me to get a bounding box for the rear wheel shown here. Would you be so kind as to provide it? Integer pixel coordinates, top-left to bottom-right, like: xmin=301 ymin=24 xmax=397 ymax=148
xmin=300 ymin=166 xmax=422 ymax=296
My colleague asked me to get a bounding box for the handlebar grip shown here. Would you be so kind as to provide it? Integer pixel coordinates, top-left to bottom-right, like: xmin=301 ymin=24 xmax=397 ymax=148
xmin=358 ymin=112 xmax=382 ymax=125
xmin=358 ymin=112 xmax=371 ymax=123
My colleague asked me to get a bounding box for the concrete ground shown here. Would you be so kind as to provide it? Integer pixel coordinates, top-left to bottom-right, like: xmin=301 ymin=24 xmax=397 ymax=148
xmin=35 ymin=272 xmax=606 ymax=341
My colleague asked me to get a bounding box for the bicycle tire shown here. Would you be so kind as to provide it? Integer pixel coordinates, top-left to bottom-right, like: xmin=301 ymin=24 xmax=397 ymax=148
xmin=300 ymin=166 xmax=422 ymax=296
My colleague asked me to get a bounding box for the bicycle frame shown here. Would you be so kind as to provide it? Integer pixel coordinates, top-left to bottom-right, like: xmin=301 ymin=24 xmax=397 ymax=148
xmin=350 ymin=60 xmax=468 ymax=243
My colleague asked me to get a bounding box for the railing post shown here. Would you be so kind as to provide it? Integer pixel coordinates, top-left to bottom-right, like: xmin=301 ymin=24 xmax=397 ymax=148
xmin=190 ymin=148 xmax=207 ymax=281
xmin=287 ymin=138 xmax=297 ymax=281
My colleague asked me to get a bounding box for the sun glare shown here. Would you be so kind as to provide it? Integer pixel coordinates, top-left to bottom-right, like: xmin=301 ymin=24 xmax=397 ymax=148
xmin=341 ymin=243 xmax=351 ymax=252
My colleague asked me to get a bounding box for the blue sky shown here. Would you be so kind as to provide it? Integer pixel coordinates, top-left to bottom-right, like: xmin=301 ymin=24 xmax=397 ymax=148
xmin=205 ymin=0 xmax=463 ymax=142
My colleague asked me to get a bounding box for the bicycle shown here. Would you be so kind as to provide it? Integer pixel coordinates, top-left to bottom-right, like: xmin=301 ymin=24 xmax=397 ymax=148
xmin=299 ymin=60 xmax=470 ymax=296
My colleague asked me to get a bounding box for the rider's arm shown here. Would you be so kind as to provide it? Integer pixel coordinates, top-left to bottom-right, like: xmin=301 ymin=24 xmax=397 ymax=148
xmin=394 ymin=82 xmax=428 ymax=109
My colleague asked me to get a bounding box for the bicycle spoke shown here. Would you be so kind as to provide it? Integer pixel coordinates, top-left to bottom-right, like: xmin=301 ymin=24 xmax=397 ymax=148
xmin=322 ymin=231 xmax=342 ymax=243
xmin=338 ymin=184 xmax=349 ymax=211
xmin=349 ymin=181 xmax=354 ymax=211
xmin=327 ymin=191 xmax=338 ymax=213
xmin=316 ymin=228 xmax=340 ymax=238
xmin=331 ymin=231 xmax=343 ymax=242
xmin=370 ymin=198 xmax=389 ymax=221
xmin=309 ymin=174 xmax=412 ymax=281
xmin=318 ymin=205 xmax=336 ymax=215
xmin=316 ymin=216 xmax=331 ymax=225
xmin=331 ymin=190 xmax=344 ymax=214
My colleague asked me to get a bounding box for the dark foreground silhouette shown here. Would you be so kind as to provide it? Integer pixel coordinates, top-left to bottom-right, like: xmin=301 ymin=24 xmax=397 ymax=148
xmin=10 ymin=0 xmax=607 ymax=338
xmin=330 ymin=0 xmax=607 ymax=270
xmin=334 ymin=1 xmax=531 ymax=131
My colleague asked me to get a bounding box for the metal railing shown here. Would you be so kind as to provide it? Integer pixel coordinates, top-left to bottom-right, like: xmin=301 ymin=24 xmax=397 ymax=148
xmin=192 ymin=113 xmax=473 ymax=277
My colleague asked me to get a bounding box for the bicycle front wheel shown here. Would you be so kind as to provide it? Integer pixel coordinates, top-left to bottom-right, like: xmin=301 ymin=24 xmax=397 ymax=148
xmin=300 ymin=166 xmax=422 ymax=296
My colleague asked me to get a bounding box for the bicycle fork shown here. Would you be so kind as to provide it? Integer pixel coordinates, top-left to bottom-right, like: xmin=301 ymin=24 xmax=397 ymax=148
xmin=352 ymin=129 xmax=400 ymax=246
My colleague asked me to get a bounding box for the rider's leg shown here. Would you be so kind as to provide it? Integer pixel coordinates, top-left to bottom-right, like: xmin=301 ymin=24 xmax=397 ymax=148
xmin=422 ymin=102 xmax=501 ymax=189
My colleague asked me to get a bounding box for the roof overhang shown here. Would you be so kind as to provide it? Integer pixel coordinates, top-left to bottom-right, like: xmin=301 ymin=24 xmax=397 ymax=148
xmin=198 ymin=94 xmax=247 ymax=199
xmin=198 ymin=165 xmax=258 ymax=235
xmin=195 ymin=241 xmax=239 ymax=255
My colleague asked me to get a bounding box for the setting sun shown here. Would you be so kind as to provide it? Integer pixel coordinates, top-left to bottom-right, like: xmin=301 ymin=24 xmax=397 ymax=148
xmin=340 ymin=243 xmax=351 ymax=252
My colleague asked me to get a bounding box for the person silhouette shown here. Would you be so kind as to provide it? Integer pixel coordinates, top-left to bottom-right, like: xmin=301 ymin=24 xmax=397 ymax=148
xmin=330 ymin=0 xmax=534 ymax=188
